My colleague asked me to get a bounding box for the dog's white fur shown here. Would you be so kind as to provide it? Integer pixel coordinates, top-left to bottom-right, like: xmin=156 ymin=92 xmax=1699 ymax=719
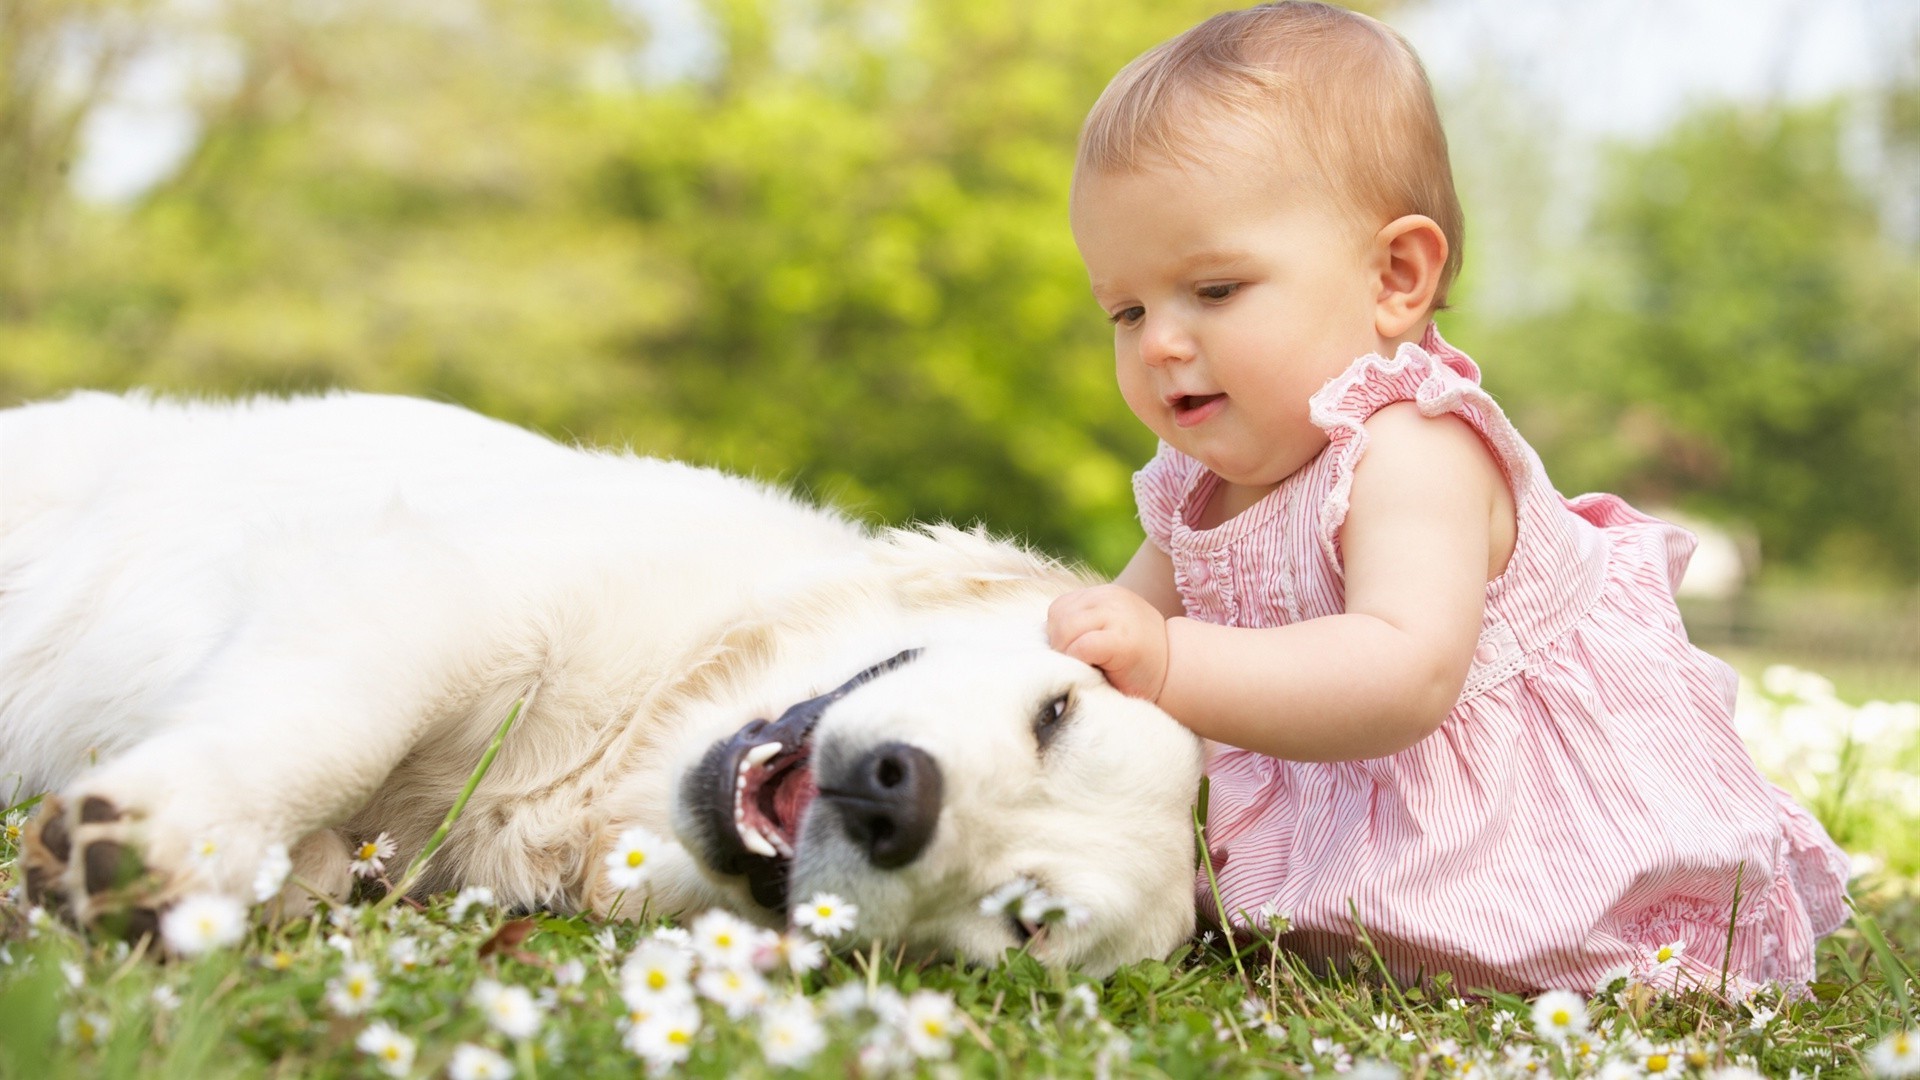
xmin=0 ymin=392 xmax=1203 ymax=973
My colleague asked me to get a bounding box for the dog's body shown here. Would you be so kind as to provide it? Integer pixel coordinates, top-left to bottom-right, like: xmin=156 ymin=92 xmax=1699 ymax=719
xmin=0 ymin=392 xmax=1203 ymax=972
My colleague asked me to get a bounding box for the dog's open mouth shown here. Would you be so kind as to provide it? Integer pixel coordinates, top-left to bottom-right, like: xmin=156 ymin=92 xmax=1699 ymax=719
xmin=682 ymin=649 xmax=922 ymax=913
xmin=732 ymin=727 xmax=817 ymax=861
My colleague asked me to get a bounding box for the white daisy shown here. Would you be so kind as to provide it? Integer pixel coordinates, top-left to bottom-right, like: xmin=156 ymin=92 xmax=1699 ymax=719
xmin=1529 ymin=990 xmax=1588 ymax=1040
xmin=387 ymin=936 xmax=422 ymax=973
xmin=761 ymin=931 xmax=826 ymax=975
xmin=758 ymin=996 xmax=827 ymax=1069
xmin=252 ymin=843 xmax=292 ymax=903
xmin=620 ymin=939 xmax=695 ymax=1007
xmin=792 ymin=892 xmax=858 ymax=939
xmin=448 ymin=885 xmax=494 ymax=921
xmin=355 ymin=1020 xmax=417 ymax=1078
xmin=896 ymin=989 xmax=957 ymax=1060
xmin=1018 ymin=888 xmax=1090 ymax=929
xmin=1642 ymin=1044 xmax=1681 ymax=1075
xmin=325 ymin=961 xmax=381 ymax=1016
xmin=471 ymin=979 xmax=546 ymax=1040
xmin=160 ymin=893 xmax=247 ymax=957
xmin=1647 ymin=939 xmax=1685 ymax=976
xmin=189 ymin=837 xmax=222 ymax=865
xmin=447 ymin=1042 xmax=515 ymax=1080
xmin=348 ymin=833 xmax=396 ymax=879
xmin=150 ymin=985 xmax=182 ymax=1012
xmin=553 ymin=959 xmax=586 ymax=988
xmin=1870 ymin=1029 xmax=1920 ymax=1078
xmin=690 ymin=909 xmax=759 ymax=970
xmin=1240 ymin=996 xmax=1285 ymax=1039
xmin=60 ymin=1011 xmax=110 ymax=1047
xmin=695 ymin=964 xmax=770 ymax=1020
xmin=603 ymin=826 xmax=664 ymax=891
xmin=626 ymin=999 xmax=701 ymax=1074
xmin=60 ymin=960 xmax=83 ymax=988
xmin=978 ymin=877 xmax=1037 ymax=917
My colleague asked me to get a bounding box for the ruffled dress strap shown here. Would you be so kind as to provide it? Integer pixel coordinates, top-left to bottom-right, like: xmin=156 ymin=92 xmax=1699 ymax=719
xmin=1306 ymin=324 xmax=1534 ymax=577
xmin=1132 ymin=440 xmax=1206 ymax=555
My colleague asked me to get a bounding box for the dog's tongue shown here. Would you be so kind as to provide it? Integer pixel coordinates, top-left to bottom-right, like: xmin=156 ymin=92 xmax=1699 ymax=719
xmin=772 ymin=765 xmax=816 ymax=833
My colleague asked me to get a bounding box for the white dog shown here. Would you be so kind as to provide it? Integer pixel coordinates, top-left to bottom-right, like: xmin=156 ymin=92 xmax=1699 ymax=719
xmin=0 ymin=392 xmax=1204 ymax=973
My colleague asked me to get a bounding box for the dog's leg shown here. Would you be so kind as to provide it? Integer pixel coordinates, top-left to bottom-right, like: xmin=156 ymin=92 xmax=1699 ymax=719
xmin=23 ymin=524 xmax=509 ymax=938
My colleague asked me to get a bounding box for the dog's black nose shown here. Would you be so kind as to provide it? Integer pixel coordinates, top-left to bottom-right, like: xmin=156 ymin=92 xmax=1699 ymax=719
xmin=820 ymin=742 xmax=942 ymax=869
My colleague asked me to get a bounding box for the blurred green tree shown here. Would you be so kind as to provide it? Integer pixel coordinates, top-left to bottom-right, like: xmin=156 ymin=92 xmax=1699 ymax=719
xmin=1476 ymin=102 xmax=1920 ymax=584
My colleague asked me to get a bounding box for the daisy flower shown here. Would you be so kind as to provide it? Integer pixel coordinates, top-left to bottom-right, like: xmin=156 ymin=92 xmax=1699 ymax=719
xmin=759 ymin=931 xmax=826 ymax=975
xmin=355 ymin=1020 xmax=417 ymax=1078
xmin=621 ymin=939 xmax=695 ymax=1006
xmin=793 ymin=892 xmax=858 ymax=939
xmin=1064 ymin=984 xmax=1100 ymax=1023
xmin=696 ymin=964 xmax=770 ymax=1020
xmin=758 ymin=996 xmax=827 ymax=1069
xmin=471 ymin=979 xmax=546 ymax=1040
xmin=627 ymin=999 xmax=702 ymax=1074
xmin=160 ymin=893 xmax=247 ymax=957
xmin=2 ymin=809 xmax=24 ymax=844
xmin=690 ymin=909 xmax=759 ymax=970
xmin=1018 ymin=888 xmax=1090 ymax=929
xmin=189 ymin=837 xmax=222 ymax=865
xmin=448 ymin=885 xmax=494 ymax=921
xmin=348 ymin=832 xmax=396 ymax=879
xmin=1529 ymin=990 xmax=1588 ymax=1040
xmin=387 ymin=936 xmax=422 ymax=973
xmin=150 ymin=985 xmax=182 ymax=1012
xmin=1240 ymin=997 xmax=1285 ymax=1039
xmin=978 ymin=877 xmax=1037 ymax=917
xmin=1641 ymin=1044 xmax=1680 ymax=1076
xmin=896 ymin=989 xmax=958 ymax=1061
xmin=603 ymin=826 xmax=663 ymax=891
xmin=553 ymin=959 xmax=586 ymax=988
xmin=1647 ymin=940 xmax=1685 ymax=976
xmin=1870 ymin=1029 xmax=1920 ymax=1078
xmin=448 ymin=1042 xmax=515 ymax=1080
xmin=60 ymin=1011 xmax=110 ymax=1048
xmin=252 ymin=843 xmax=292 ymax=903
xmin=325 ymin=961 xmax=381 ymax=1016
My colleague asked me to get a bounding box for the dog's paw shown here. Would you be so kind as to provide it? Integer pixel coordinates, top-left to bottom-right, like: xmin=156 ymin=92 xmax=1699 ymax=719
xmin=21 ymin=794 xmax=162 ymax=942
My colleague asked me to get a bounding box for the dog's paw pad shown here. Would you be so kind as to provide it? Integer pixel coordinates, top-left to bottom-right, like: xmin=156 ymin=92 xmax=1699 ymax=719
xmin=79 ymin=796 xmax=123 ymax=824
xmin=83 ymin=840 xmax=146 ymax=895
xmin=35 ymin=804 xmax=72 ymax=863
xmin=95 ymin=905 xmax=160 ymax=945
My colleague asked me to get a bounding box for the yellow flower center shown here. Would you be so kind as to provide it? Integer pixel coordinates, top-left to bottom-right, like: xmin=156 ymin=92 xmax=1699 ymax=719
xmin=715 ymin=933 xmax=732 ymax=947
xmin=381 ymin=1046 xmax=400 ymax=1061
xmin=1687 ymin=1051 xmax=1708 ymax=1068
xmin=1550 ymin=1009 xmax=1570 ymax=1026
xmin=668 ymin=1029 xmax=691 ymax=1046
xmin=271 ymin=951 xmax=293 ymax=969
xmin=923 ymin=1019 xmax=945 ymax=1037
xmin=1655 ymin=946 xmax=1674 ymax=962
xmin=348 ymin=978 xmax=367 ymax=997
xmin=6 ymin=824 xmax=21 ymax=841
xmin=357 ymin=843 xmax=378 ymax=859
xmin=77 ymin=1020 xmax=97 ymax=1041
xmin=1646 ymin=1054 xmax=1670 ymax=1073
xmin=817 ymin=905 xmax=833 ymax=917
xmin=626 ymin=850 xmax=645 ymax=868
xmin=647 ymin=971 xmax=667 ymax=990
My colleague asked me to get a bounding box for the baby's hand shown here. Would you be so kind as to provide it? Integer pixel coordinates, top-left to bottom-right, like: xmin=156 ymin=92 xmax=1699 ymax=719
xmin=1047 ymin=585 xmax=1171 ymax=701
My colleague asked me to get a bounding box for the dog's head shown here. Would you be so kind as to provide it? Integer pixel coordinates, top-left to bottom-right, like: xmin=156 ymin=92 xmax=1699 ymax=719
xmin=671 ymin=639 xmax=1205 ymax=975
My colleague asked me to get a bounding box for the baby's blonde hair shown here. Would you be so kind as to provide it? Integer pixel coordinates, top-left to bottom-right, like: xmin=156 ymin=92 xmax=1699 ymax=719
xmin=1076 ymin=2 xmax=1464 ymax=308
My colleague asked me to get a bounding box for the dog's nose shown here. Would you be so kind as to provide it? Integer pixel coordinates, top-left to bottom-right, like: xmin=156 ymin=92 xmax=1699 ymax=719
xmin=820 ymin=741 xmax=942 ymax=869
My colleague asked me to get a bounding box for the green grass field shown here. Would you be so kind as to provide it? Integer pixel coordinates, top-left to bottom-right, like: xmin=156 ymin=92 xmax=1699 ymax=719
xmin=2 ymin=662 xmax=1915 ymax=1079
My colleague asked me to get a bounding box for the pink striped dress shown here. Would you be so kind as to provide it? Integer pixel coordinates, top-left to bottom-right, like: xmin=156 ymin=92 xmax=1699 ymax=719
xmin=1138 ymin=326 xmax=1850 ymax=994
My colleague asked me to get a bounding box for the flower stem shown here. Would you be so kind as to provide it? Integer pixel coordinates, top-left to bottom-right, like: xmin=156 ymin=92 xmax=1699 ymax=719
xmin=374 ymin=698 xmax=524 ymax=913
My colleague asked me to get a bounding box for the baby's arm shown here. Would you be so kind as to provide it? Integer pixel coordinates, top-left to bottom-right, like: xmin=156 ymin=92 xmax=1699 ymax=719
xmin=1051 ymin=403 xmax=1509 ymax=761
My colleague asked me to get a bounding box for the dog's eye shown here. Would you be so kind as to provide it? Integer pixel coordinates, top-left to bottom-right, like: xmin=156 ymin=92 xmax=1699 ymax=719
xmin=1034 ymin=691 xmax=1071 ymax=750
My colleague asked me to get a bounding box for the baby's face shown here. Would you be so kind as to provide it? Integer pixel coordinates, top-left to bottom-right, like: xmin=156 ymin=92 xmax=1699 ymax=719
xmin=1071 ymin=158 xmax=1392 ymax=493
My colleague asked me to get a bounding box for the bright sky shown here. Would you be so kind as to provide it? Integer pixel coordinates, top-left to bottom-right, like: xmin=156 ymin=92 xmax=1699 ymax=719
xmin=71 ymin=0 xmax=1919 ymax=203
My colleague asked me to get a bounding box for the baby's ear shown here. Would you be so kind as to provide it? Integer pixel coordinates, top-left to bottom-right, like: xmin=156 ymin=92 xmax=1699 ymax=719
xmin=1371 ymin=214 xmax=1448 ymax=340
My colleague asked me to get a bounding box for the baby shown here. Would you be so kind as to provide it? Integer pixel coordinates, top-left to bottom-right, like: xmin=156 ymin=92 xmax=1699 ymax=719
xmin=1047 ymin=1 xmax=1848 ymax=994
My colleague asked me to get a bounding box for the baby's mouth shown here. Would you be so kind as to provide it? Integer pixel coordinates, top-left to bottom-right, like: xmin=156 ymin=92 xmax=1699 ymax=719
xmin=1172 ymin=393 xmax=1226 ymax=424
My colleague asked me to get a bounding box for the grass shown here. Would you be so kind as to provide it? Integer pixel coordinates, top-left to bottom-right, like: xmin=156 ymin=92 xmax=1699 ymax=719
xmin=2 ymin=663 xmax=1916 ymax=1079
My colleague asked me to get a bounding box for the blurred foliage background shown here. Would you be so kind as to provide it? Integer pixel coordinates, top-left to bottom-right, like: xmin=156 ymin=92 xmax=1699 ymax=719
xmin=2 ymin=0 xmax=1916 ymax=672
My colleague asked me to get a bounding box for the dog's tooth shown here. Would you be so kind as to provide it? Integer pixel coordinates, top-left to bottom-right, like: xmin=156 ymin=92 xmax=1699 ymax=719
xmin=770 ymin=834 xmax=793 ymax=858
xmin=739 ymin=823 xmax=777 ymax=858
xmin=744 ymin=742 xmax=784 ymax=767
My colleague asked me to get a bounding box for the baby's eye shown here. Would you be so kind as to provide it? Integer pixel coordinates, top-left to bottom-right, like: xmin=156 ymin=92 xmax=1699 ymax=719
xmin=1107 ymin=305 xmax=1144 ymax=327
xmin=1196 ymin=283 xmax=1240 ymax=302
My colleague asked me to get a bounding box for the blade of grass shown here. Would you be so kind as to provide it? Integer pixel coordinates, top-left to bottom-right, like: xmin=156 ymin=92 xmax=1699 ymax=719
xmin=374 ymin=697 xmax=524 ymax=913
